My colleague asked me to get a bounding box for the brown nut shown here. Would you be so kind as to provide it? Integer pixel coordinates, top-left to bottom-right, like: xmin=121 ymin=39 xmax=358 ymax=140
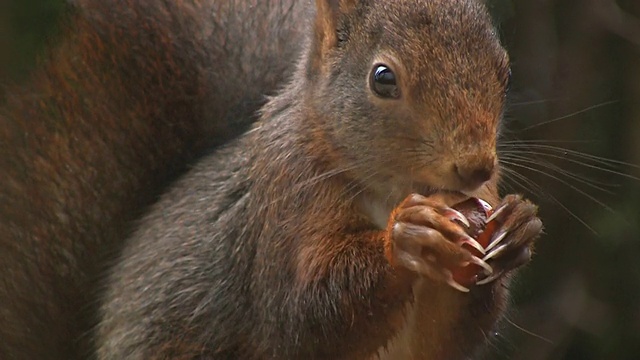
xmin=450 ymin=197 xmax=498 ymax=286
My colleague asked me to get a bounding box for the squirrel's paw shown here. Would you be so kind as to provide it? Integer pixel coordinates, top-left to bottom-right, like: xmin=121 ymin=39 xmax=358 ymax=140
xmin=387 ymin=194 xmax=492 ymax=293
xmin=476 ymin=194 xmax=543 ymax=285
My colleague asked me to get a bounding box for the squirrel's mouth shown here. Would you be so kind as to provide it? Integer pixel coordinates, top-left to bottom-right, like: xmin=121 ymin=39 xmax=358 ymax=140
xmin=412 ymin=184 xmax=470 ymax=205
xmin=411 ymin=174 xmax=488 ymax=201
xmin=413 ymin=182 xmax=465 ymax=198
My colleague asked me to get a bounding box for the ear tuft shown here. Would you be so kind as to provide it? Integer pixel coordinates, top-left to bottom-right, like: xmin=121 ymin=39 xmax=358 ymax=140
xmin=311 ymin=0 xmax=359 ymax=72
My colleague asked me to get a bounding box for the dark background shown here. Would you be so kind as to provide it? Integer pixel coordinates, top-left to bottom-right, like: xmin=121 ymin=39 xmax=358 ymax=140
xmin=1 ymin=1 xmax=639 ymax=359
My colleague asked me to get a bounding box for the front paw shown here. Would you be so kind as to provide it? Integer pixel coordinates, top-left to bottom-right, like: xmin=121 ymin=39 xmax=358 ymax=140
xmin=477 ymin=194 xmax=543 ymax=285
xmin=386 ymin=194 xmax=493 ymax=292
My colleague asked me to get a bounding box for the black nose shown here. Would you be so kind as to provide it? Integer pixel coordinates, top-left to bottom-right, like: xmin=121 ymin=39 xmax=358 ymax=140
xmin=455 ymin=159 xmax=495 ymax=189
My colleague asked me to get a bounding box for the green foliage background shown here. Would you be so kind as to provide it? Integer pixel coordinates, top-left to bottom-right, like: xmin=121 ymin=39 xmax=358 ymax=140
xmin=1 ymin=1 xmax=639 ymax=359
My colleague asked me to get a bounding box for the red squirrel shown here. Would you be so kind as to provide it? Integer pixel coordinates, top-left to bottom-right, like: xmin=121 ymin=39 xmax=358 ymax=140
xmin=1 ymin=0 xmax=542 ymax=358
xmin=96 ymin=0 xmax=543 ymax=359
xmin=0 ymin=1 xmax=307 ymax=359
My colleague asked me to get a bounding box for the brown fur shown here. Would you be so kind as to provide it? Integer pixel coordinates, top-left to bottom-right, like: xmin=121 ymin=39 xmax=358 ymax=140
xmin=98 ymin=0 xmax=541 ymax=359
xmin=0 ymin=1 xmax=307 ymax=359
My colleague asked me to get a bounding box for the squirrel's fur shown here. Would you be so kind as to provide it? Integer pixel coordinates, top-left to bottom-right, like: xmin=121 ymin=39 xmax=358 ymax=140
xmin=1 ymin=0 xmax=542 ymax=359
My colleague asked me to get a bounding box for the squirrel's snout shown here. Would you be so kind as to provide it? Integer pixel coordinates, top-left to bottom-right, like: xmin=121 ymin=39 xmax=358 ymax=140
xmin=454 ymin=156 xmax=496 ymax=190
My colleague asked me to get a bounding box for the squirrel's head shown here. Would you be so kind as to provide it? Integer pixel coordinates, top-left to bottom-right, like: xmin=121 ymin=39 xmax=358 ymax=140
xmin=305 ymin=0 xmax=510 ymax=196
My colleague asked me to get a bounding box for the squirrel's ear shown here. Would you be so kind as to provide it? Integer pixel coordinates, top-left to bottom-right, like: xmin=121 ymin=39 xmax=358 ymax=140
xmin=311 ymin=0 xmax=358 ymax=71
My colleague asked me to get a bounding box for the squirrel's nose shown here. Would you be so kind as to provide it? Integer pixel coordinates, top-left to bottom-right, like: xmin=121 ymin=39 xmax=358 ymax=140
xmin=454 ymin=156 xmax=496 ymax=189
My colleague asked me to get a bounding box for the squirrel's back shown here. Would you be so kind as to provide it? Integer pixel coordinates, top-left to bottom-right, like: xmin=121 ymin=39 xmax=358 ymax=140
xmin=0 ymin=1 xmax=307 ymax=358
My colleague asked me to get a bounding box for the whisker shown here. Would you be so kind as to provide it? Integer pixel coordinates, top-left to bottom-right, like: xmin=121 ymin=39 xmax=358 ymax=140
xmin=500 ymin=167 xmax=547 ymax=200
xmin=503 ymin=316 xmax=554 ymax=345
xmin=340 ymin=168 xmax=380 ymax=202
xmin=520 ymin=100 xmax=619 ymax=131
xmin=501 ymin=149 xmax=639 ymax=184
xmin=500 ymin=139 xmax=597 ymax=145
xmin=501 ymin=144 xmax=640 ymax=171
xmin=500 ymin=154 xmax=617 ymax=193
xmin=508 ymin=98 xmax=558 ymax=107
xmin=392 ymin=136 xmax=436 ymax=149
xmin=500 ymin=166 xmax=598 ymax=234
xmin=500 ymin=159 xmax=615 ymax=216
xmin=292 ymin=163 xmax=361 ymax=191
xmin=266 ymin=159 xmax=379 ymax=206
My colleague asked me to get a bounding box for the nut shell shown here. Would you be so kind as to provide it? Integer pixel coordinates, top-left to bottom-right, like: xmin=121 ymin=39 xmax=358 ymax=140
xmin=450 ymin=198 xmax=497 ymax=286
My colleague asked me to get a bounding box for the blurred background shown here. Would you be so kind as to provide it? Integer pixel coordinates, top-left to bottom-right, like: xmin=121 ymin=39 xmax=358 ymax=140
xmin=1 ymin=0 xmax=638 ymax=359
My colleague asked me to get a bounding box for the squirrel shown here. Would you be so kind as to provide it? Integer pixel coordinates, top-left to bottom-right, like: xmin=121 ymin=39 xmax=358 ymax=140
xmin=1 ymin=0 xmax=543 ymax=359
xmin=95 ymin=0 xmax=544 ymax=359
xmin=0 ymin=0 xmax=308 ymax=359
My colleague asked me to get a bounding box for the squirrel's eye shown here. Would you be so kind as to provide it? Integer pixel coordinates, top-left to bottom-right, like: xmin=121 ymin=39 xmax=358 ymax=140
xmin=370 ymin=64 xmax=400 ymax=99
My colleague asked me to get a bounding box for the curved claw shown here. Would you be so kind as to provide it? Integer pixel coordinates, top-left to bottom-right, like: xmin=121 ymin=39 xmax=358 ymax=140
xmin=444 ymin=208 xmax=470 ymax=228
xmin=483 ymin=244 xmax=508 ymax=262
xmin=469 ymin=255 xmax=493 ymax=275
xmin=486 ymin=203 xmax=508 ymax=223
xmin=448 ymin=279 xmax=470 ymax=292
xmin=445 ymin=270 xmax=470 ymax=293
xmin=459 ymin=235 xmax=486 ymax=255
xmin=477 ymin=270 xmax=503 ymax=285
xmin=485 ymin=229 xmax=508 ymax=252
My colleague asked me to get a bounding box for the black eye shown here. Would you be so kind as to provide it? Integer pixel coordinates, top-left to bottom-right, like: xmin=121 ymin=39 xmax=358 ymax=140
xmin=370 ymin=64 xmax=400 ymax=99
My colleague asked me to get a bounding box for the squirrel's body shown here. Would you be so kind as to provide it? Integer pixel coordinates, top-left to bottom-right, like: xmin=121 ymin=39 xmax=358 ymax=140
xmin=2 ymin=0 xmax=543 ymax=359
xmin=98 ymin=0 xmax=542 ymax=359
xmin=98 ymin=105 xmax=504 ymax=359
